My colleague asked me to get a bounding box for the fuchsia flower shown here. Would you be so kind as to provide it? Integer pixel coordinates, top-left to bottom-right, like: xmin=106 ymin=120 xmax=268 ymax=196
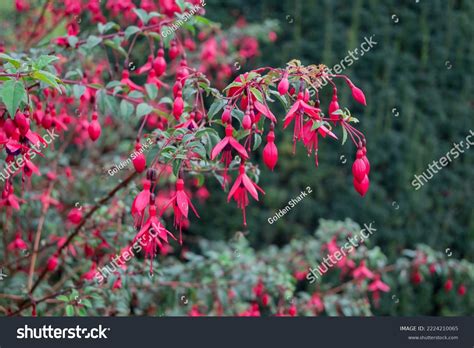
xmin=211 ymin=124 xmax=249 ymax=181
xmin=8 ymin=232 xmax=28 ymax=251
xmin=131 ymin=179 xmax=151 ymax=222
xmin=302 ymin=120 xmax=337 ymax=166
xmin=368 ymin=274 xmax=390 ymax=306
xmin=283 ymin=91 xmax=322 ymax=151
xmin=137 ymin=54 xmax=153 ymax=74
xmin=253 ymin=100 xmax=277 ymax=123
xmin=121 ymin=70 xmax=144 ymax=92
xmin=82 ymin=262 xmax=98 ymax=281
xmin=227 ymin=164 xmax=265 ymax=225
xmin=353 ymin=260 xmax=374 ymax=281
xmin=163 ymin=178 xmax=200 ymax=244
xmin=368 ymin=275 xmax=390 ymax=292
xmin=0 ymin=181 xmax=24 ymax=210
xmin=134 ymin=205 xmax=176 ymax=271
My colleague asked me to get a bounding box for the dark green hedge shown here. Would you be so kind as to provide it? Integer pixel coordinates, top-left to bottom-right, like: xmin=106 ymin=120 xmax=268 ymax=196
xmin=190 ymin=0 xmax=474 ymax=260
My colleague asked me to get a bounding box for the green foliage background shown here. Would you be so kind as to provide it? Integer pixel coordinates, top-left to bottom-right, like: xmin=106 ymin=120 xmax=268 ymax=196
xmin=191 ymin=0 xmax=474 ymax=261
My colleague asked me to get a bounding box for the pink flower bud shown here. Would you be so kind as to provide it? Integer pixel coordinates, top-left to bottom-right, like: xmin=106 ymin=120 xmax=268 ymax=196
xmin=132 ymin=143 xmax=147 ymax=173
xmin=278 ymin=76 xmax=289 ymax=95
xmin=263 ymin=131 xmax=278 ymax=171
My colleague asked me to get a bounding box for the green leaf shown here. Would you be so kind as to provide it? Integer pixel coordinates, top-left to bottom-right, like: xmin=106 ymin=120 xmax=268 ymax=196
xmin=252 ymin=133 xmax=262 ymax=150
xmin=133 ymin=9 xmax=149 ymax=25
xmin=207 ymin=99 xmax=227 ymax=120
xmin=78 ymin=307 xmax=87 ymax=316
xmin=120 ymin=100 xmax=135 ymax=118
xmin=65 ymin=305 xmax=75 ymax=316
xmin=56 ymin=295 xmax=69 ymax=302
xmin=67 ymin=36 xmax=78 ymax=48
xmin=104 ymin=40 xmax=127 ymax=57
xmin=342 ymin=126 xmax=348 ymax=145
xmin=159 ymin=96 xmax=173 ymax=104
xmin=72 ymin=84 xmax=86 ymax=99
xmin=31 ymin=70 xmax=62 ymax=91
xmin=81 ymin=299 xmax=93 ymax=308
xmin=136 ymin=103 xmax=153 ymax=118
xmin=175 ymin=0 xmax=186 ymax=11
xmin=0 ymin=80 xmax=27 ymax=117
xmin=331 ymin=109 xmax=345 ymax=116
xmin=34 ymin=55 xmax=59 ymax=70
xmin=128 ymin=91 xmax=144 ymax=99
xmin=84 ymin=35 xmax=102 ymax=50
xmin=250 ymin=88 xmax=264 ymax=103
xmin=96 ymin=89 xmax=107 ymax=115
xmin=106 ymin=80 xmax=121 ymax=89
xmin=98 ymin=21 xmax=118 ymax=34
xmin=223 ymin=80 xmax=243 ymax=92
xmin=0 ymin=53 xmax=21 ymax=68
xmin=172 ymin=159 xmax=182 ymax=177
xmin=193 ymin=16 xmax=213 ymax=26
xmin=124 ymin=26 xmax=141 ymax=40
xmin=145 ymin=83 xmax=158 ymax=100
xmin=160 ymin=26 xmax=174 ymax=47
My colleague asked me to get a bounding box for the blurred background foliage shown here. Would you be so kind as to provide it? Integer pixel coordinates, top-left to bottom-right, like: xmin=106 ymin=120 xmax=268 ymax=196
xmin=191 ymin=0 xmax=474 ymax=261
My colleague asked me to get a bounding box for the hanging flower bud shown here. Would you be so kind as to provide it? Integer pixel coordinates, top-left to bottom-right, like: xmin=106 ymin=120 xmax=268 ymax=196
xmin=153 ymin=49 xmax=167 ymax=76
xmin=173 ymin=91 xmax=184 ymax=119
xmin=176 ymin=59 xmax=189 ymax=80
xmin=242 ymin=112 xmax=252 ymax=130
xmin=444 ymin=279 xmax=453 ymax=292
xmin=88 ymin=112 xmax=101 ymax=141
xmin=67 ymin=208 xmax=83 ymax=224
xmin=132 ymin=142 xmax=147 ymax=173
xmin=221 ymin=107 xmax=231 ymax=124
xmin=352 ymin=149 xmax=367 ymax=182
xmin=173 ymin=81 xmax=182 ymax=98
xmin=47 ymin=254 xmax=59 ymax=271
xmin=458 ymin=284 xmax=467 ymax=296
xmin=329 ymin=90 xmax=340 ymax=123
xmin=362 ymin=146 xmax=370 ymax=175
xmin=353 ymin=175 xmax=370 ymax=197
xmin=14 ymin=112 xmax=30 ymax=135
xmin=263 ymin=129 xmax=278 ymax=171
xmin=278 ymin=74 xmax=289 ymax=95
xmin=41 ymin=114 xmax=53 ymax=129
xmin=347 ymin=81 xmax=367 ymax=106
xmin=169 ymin=41 xmax=179 ymax=60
